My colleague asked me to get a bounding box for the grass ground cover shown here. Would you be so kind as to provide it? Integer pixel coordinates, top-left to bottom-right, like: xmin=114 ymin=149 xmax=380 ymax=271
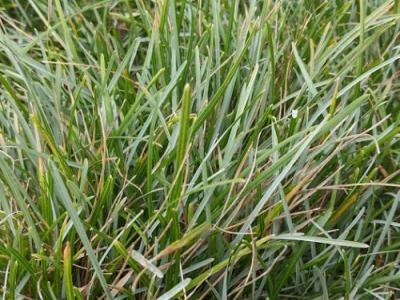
xmin=0 ymin=0 xmax=400 ymax=299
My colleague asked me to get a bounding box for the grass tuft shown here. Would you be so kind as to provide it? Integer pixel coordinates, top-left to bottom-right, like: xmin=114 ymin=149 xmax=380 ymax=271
xmin=0 ymin=0 xmax=399 ymax=299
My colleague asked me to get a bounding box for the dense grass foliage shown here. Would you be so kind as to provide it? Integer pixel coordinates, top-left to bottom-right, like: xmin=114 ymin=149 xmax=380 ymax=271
xmin=0 ymin=0 xmax=400 ymax=299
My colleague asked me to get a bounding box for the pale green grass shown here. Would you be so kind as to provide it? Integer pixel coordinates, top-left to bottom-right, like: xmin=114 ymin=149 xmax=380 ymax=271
xmin=0 ymin=0 xmax=400 ymax=299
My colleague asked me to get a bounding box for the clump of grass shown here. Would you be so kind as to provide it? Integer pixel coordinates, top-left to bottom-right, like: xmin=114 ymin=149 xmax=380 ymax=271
xmin=0 ymin=0 xmax=399 ymax=299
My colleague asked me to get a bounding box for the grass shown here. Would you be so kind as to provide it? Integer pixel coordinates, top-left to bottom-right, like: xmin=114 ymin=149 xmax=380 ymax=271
xmin=0 ymin=0 xmax=399 ymax=299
